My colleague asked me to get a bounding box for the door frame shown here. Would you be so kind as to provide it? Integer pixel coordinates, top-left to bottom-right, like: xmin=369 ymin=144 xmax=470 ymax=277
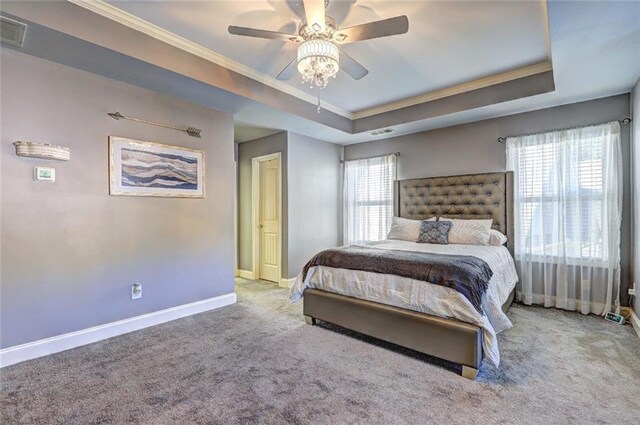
xmin=251 ymin=152 xmax=282 ymax=283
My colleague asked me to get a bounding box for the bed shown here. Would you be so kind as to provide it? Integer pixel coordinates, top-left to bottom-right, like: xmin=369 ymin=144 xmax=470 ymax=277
xmin=290 ymin=171 xmax=517 ymax=379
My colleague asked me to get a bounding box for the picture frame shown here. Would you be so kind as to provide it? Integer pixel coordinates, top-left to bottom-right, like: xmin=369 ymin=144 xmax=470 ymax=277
xmin=109 ymin=136 xmax=205 ymax=198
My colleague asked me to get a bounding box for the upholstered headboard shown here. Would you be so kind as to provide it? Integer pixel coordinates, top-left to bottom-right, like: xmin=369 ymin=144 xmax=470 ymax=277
xmin=394 ymin=171 xmax=514 ymax=254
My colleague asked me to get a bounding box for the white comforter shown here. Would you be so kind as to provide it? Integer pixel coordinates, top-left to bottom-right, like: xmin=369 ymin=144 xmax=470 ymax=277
xmin=290 ymin=240 xmax=518 ymax=366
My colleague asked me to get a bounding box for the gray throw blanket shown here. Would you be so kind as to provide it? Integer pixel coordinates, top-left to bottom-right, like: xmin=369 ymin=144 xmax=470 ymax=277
xmin=302 ymin=245 xmax=493 ymax=313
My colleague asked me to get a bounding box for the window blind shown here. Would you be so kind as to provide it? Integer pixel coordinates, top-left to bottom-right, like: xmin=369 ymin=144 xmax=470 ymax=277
xmin=343 ymin=154 xmax=397 ymax=245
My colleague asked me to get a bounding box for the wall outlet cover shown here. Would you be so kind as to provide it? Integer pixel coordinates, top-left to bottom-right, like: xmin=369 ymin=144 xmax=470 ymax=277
xmin=131 ymin=283 xmax=142 ymax=300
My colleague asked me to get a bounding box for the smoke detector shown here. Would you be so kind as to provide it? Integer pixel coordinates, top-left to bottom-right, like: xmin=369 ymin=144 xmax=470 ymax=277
xmin=1 ymin=16 xmax=27 ymax=48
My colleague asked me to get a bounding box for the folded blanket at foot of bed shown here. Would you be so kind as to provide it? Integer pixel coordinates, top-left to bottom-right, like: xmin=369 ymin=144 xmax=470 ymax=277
xmin=301 ymin=245 xmax=493 ymax=313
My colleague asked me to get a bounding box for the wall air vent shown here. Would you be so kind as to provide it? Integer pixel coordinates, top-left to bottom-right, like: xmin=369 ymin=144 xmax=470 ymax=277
xmin=1 ymin=16 xmax=27 ymax=48
xmin=369 ymin=128 xmax=396 ymax=137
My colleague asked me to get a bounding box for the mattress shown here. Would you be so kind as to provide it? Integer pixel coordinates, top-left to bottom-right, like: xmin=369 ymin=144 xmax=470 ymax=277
xmin=290 ymin=240 xmax=519 ymax=366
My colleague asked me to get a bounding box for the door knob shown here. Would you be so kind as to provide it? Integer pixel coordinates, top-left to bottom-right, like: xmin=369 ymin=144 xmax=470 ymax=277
xmin=258 ymin=224 xmax=264 ymax=229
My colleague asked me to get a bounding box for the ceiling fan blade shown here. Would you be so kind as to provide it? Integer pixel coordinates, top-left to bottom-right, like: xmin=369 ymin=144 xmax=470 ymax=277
xmin=276 ymin=57 xmax=299 ymax=81
xmin=339 ymin=49 xmax=369 ymax=80
xmin=333 ymin=15 xmax=409 ymax=44
xmin=303 ymin=0 xmax=326 ymax=31
xmin=228 ymin=26 xmax=302 ymax=42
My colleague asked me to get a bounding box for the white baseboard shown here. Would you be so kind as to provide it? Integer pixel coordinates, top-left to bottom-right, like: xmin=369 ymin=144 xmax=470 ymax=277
xmin=237 ymin=269 xmax=254 ymax=280
xmin=0 ymin=292 xmax=236 ymax=368
xmin=627 ymin=308 xmax=640 ymax=340
xmin=279 ymin=278 xmax=296 ymax=289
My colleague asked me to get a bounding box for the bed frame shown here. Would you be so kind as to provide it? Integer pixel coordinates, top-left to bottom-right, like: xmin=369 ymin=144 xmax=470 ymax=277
xmin=303 ymin=171 xmax=515 ymax=379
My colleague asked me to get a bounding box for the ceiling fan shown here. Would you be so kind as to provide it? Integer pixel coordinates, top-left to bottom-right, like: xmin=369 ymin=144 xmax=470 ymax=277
xmin=228 ymin=0 xmax=409 ymax=112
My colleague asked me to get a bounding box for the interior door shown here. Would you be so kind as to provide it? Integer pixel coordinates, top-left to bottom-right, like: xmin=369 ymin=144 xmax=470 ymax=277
xmin=258 ymin=158 xmax=280 ymax=283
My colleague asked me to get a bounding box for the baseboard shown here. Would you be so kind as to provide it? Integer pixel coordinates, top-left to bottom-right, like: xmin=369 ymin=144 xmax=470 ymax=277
xmin=237 ymin=269 xmax=254 ymax=280
xmin=626 ymin=308 xmax=640 ymax=340
xmin=279 ymin=278 xmax=296 ymax=289
xmin=0 ymin=292 xmax=237 ymax=368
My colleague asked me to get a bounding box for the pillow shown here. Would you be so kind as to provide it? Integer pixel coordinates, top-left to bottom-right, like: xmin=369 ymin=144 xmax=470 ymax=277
xmin=417 ymin=221 xmax=453 ymax=244
xmin=387 ymin=216 xmax=435 ymax=242
xmin=489 ymin=229 xmax=508 ymax=246
xmin=438 ymin=218 xmax=493 ymax=245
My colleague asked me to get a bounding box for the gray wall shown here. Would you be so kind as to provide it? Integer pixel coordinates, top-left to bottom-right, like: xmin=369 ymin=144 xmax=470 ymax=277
xmin=287 ymin=133 xmax=343 ymax=277
xmin=236 ymin=132 xmax=288 ymax=276
xmin=0 ymin=50 xmax=235 ymax=349
xmin=345 ymin=94 xmax=633 ymax=303
xmin=632 ymin=78 xmax=640 ymax=318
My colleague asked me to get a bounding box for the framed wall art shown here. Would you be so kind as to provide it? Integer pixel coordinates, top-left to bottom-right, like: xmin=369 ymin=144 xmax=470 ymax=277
xmin=109 ymin=136 xmax=204 ymax=198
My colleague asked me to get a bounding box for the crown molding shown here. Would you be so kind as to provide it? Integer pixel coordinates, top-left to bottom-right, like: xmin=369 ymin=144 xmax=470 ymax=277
xmin=67 ymin=0 xmax=353 ymax=119
xmin=541 ymin=0 xmax=554 ymax=65
xmin=352 ymin=61 xmax=553 ymax=119
xmin=67 ymin=0 xmax=554 ymax=127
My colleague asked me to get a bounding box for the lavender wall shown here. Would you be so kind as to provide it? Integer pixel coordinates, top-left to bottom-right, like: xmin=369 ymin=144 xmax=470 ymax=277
xmin=0 ymin=50 xmax=235 ymax=348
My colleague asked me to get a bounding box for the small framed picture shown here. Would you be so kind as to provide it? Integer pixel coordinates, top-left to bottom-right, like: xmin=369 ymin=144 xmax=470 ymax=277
xmin=109 ymin=136 xmax=204 ymax=198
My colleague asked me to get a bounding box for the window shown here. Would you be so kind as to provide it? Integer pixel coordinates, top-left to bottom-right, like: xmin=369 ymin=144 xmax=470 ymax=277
xmin=343 ymin=154 xmax=396 ymax=245
xmin=507 ymin=123 xmax=621 ymax=264
xmin=507 ymin=121 xmax=623 ymax=315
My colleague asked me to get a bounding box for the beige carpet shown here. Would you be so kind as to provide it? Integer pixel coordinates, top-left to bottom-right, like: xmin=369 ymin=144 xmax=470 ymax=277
xmin=2 ymin=278 xmax=639 ymax=424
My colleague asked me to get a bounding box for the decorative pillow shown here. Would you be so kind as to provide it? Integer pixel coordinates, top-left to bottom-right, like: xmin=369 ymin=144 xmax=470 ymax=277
xmin=387 ymin=216 xmax=435 ymax=241
xmin=417 ymin=221 xmax=453 ymax=244
xmin=438 ymin=218 xmax=493 ymax=245
xmin=489 ymin=229 xmax=508 ymax=246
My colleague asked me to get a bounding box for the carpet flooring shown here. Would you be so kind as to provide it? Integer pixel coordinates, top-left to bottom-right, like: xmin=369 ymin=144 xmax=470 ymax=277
xmin=1 ymin=278 xmax=639 ymax=424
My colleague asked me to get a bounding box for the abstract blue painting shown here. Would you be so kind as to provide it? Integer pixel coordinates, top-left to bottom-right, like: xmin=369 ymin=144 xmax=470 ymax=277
xmin=109 ymin=137 xmax=204 ymax=198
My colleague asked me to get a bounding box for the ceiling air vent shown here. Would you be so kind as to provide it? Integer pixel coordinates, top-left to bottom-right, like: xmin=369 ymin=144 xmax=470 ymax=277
xmin=1 ymin=16 xmax=27 ymax=48
xmin=369 ymin=128 xmax=396 ymax=137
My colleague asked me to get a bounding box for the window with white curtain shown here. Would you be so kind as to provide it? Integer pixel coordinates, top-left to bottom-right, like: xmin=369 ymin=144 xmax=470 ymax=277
xmin=506 ymin=121 xmax=622 ymax=315
xmin=343 ymin=154 xmax=397 ymax=245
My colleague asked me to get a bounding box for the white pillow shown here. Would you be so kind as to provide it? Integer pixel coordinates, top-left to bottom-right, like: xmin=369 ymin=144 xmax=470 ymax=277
xmin=387 ymin=217 xmax=435 ymax=242
xmin=489 ymin=229 xmax=508 ymax=246
xmin=438 ymin=218 xmax=493 ymax=245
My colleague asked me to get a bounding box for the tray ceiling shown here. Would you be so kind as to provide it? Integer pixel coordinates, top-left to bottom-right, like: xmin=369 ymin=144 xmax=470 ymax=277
xmin=104 ymin=0 xmax=550 ymax=113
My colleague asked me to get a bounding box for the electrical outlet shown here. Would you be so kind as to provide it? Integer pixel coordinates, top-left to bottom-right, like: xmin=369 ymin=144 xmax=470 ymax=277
xmin=131 ymin=283 xmax=142 ymax=300
xmin=629 ymin=282 xmax=636 ymax=296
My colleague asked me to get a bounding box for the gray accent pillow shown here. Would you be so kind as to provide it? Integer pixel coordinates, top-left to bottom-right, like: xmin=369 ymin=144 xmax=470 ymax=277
xmin=417 ymin=221 xmax=453 ymax=244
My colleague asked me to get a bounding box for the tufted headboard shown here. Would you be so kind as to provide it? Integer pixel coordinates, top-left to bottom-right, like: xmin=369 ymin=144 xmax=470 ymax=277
xmin=394 ymin=171 xmax=514 ymax=254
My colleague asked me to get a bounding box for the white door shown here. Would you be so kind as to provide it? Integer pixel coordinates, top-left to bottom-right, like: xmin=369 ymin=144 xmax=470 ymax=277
xmin=258 ymin=158 xmax=280 ymax=282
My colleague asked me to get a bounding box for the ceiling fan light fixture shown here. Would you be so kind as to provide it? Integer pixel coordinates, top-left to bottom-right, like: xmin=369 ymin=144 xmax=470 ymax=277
xmin=297 ymin=39 xmax=340 ymax=89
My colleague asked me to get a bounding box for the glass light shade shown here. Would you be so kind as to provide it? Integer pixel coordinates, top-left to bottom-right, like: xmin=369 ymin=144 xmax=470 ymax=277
xmin=297 ymin=39 xmax=340 ymax=88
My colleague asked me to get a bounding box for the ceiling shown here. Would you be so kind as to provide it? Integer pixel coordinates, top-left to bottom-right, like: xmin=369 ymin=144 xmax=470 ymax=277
xmin=104 ymin=0 xmax=550 ymax=114
xmin=2 ymin=1 xmax=638 ymax=145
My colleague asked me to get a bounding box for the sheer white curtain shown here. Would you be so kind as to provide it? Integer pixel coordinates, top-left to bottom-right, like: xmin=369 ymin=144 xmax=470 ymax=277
xmin=343 ymin=154 xmax=397 ymax=245
xmin=507 ymin=121 xmax=622 ymax=315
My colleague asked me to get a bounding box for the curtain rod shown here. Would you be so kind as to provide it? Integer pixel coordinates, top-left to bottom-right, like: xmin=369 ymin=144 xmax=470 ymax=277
xmin=340 ymin=152 xmax=400 ymax=164
xmin=496 ymin=118 xmax=631 ymax=143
